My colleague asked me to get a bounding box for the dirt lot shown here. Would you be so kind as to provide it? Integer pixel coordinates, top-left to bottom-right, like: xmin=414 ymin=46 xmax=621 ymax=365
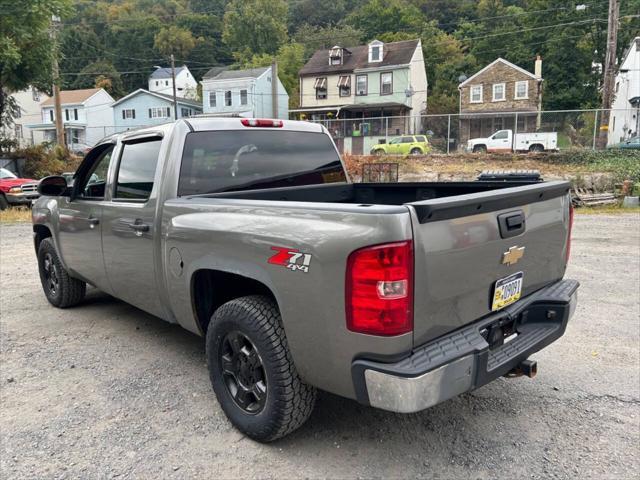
xmin=1 ymin=214 xmax=639 ymax=479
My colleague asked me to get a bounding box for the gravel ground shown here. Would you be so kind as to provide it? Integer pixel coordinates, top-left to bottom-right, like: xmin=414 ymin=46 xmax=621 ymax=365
xmin=1 ymin=214 xmax=639 ymax=479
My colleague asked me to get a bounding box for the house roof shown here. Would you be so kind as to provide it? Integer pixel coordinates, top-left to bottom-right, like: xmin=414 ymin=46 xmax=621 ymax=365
xmin=619 ymin=36 xmax=640 ymax=68
xmin=112 ymin=88 xmax=202 ymax=108
xmin=203 ymin=66 xmax=270 ymax=80
xmin=150 ymin=66 xmax=188 ymax=79
xmin=299 ymin=39 xmax=420 ymax=76
xmin=458 ymin=58 xmax=539 ymax=87
xmin=41 ymin=88 xmax=103 ymax=106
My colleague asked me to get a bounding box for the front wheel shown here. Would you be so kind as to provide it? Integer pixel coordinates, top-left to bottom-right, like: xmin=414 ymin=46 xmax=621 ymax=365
xmin=372 ymin=149 xmax=385 ymax=156
xmin=206 ymin=295 xmax=316 ymax=442
xmin=37 ymin=238 xmax=86 ymax=307
xmin=0 ymin=194 xmax=8 ymax=211
xmin=473 ymin=145 xmax=487 ymax=154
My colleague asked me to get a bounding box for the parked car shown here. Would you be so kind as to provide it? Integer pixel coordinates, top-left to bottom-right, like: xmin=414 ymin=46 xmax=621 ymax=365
xmin=467 ymin=129 xmax=558 ymax=153
xmin=33 ymin=117 xmax=578 ymax=442
xmin=68 ymin=143 xmax=92 ymax=156
xmin=371 ymin=135 xmax=431 ymax=155
xmin=0 ymin=168 xmax=39 ymax=210
xmin=608 ymin=136 xmax=640 ymax=150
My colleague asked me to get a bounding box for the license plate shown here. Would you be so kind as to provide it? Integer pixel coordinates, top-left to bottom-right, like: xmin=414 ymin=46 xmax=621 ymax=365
xmin=492 ymin=272 xmax=523 ymax=311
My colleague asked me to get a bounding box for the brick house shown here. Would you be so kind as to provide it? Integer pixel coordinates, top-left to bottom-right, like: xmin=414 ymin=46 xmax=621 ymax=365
xmin=458 ymin=57 xmax=543 ymax=145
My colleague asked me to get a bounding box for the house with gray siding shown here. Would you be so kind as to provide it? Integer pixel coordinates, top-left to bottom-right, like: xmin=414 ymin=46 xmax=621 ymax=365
xmin=112 ymin=89 xmax=202 ymax=132
xmin=200 ymin=66 xmax=288 ymax=119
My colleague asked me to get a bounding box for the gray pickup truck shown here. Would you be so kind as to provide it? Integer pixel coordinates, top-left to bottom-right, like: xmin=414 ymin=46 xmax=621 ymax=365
xmin=33 ymin=117 xmax=578 ymax=442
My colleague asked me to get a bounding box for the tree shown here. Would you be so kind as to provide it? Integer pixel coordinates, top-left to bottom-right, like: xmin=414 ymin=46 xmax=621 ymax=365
xmin=70 ymin=60 xmax=125 ymax=98
xmin=223 ymin=0 xmax=288 ymax=56
xmin=154 ymin=25 xmax=199 ymax=59
xmin=347 ymin=0 xmax=424 ymax=40
xmin=0 ymin=0 xmax=71 ymax=127
xmin=292 ymin=23 xmax=363 ymax=57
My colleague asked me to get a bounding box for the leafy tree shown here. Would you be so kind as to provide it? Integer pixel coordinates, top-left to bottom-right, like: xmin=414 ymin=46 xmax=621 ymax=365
xmin=154 ymin=26 xmax=199 ymax=59
xmin=70 ymin=60 xmax=125 ymax=98
xmin=347 ymin=0 xmax=424 ymax=40
xmin=0 ymin=0 xmax=71 ymax=126
xmin=223 ymin=0 xmax=288 ymax=56
xmin=293 ymin=23 xmax=363 ymax=57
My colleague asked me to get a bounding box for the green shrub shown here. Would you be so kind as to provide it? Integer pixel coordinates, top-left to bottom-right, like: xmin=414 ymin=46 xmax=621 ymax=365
xmin=540 ymin=150 xmax=640 ymax=182
xmin=10 ymin=144 xmax=82 ymax=179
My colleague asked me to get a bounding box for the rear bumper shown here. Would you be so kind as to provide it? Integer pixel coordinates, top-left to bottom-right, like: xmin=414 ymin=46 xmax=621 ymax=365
xmin=352 ymin=279 xmax=579 ymax=413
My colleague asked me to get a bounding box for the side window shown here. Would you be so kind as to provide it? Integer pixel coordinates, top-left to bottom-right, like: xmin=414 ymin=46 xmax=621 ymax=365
xmin=401 ymin=136 xmax=414 ymax=143
xmin=389 ymin=137 xmax=401 ymax=144
xmin=492 ymin=131 xmax=509 ymax=140
xmin=114 ymin=140 xmax=162 ymax=201
xmin=77 ymin=146 xmax=114 ymax=199
xmin=415 ymin=135 xmax=427 ymax=142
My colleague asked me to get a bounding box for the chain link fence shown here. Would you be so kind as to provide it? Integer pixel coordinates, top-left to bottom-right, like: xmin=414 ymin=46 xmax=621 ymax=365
xmin=304 ymin=108 xmax=638 ymax=155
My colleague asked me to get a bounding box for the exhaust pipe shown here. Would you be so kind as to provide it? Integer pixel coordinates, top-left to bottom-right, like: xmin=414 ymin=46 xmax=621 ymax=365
xmin=505 ymin=359 xmax=537 ymax=378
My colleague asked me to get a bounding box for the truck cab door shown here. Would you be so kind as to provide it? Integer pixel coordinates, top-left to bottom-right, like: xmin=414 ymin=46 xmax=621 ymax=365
xmin=56 ymin=144 xmax=115 ymax=292
xmin=101 ymin=135 xmax=167 ymax=319
xmin=489 ymin=130 xmax=510 ymax=152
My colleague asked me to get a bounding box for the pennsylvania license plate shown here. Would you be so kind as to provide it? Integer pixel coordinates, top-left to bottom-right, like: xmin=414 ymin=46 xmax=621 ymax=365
xmin=492 ymin=272 xmax=524 ymax=311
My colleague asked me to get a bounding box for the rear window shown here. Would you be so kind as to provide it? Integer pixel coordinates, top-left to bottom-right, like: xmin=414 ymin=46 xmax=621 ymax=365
xmin=178 ymin=130 xmax=346 ymax=196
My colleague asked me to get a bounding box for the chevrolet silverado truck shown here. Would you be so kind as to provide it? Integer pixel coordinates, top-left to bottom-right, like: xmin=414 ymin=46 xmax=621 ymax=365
xmin=32 ymin=117 xmax=578 ymax=442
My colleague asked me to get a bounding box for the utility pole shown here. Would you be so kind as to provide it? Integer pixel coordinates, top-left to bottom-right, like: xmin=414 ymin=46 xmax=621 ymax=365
xmin=51 ymin=15 xmax=65 ymax=149
xmin=271 ymin=60 xmax=278 ymax=119
xmin=170 ymin=54 xmax=178 ymax=120
xmin=597 ymin=0 xmax=619 ymax=149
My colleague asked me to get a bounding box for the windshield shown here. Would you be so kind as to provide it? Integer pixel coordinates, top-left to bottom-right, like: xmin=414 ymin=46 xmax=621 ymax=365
xmin=0 ymin=168 xmax=17 ymax=179
xmin=178 ymin=130 xmax=346 ymax=195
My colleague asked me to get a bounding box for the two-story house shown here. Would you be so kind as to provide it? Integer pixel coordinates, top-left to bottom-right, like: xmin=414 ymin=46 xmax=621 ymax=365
xmin=458 ymin=57 xmax=543 ymax=146
xmin=200 ymin=66 xmax=289 ymax=119
xmin=149 ymin=65 xmax=198 ymax=100
xmin=609 ymin=37 xmax=640 ymax=145
xmin=26 ymin=88 xmax=115 ymax=147
xmin=293 ymin=39 xmax=427 ymax=154
xmin=112 ymin=88 xmax=202 ymax=133
xmin=3 ymin=87 xmax=49 ymax=147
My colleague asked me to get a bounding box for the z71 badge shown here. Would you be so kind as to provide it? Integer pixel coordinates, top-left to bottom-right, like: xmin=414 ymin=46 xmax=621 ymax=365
xmin=268 ymin=247 xmax=312 ymax=273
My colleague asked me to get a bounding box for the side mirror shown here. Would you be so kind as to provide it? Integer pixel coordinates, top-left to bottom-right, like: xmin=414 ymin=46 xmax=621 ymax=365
xmin=38 ymin=176 xmax=69 ymax=196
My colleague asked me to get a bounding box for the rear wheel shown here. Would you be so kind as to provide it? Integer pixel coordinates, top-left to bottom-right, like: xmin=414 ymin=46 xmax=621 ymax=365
xmin=37 ymin=238 xmax=86 ymax=307
xmin=529 ymin=144 xmax=544 ymax=153
xmin=0 ymin=194 xmax=8 ymax=211
xmin=473 ymin=145 xmax=487 ymax=154
xmin=206 ymin=295 xmax=316 ymax=442
xmin=410 ymin=147 xmax=422 ymax=155
xmin=373 ymin=149 xmax=385 ymax=156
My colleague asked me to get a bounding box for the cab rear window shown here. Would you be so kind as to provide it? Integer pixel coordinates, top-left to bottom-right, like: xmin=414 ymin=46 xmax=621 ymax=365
xmin=178 ymin=130 xmax=346 ymax=196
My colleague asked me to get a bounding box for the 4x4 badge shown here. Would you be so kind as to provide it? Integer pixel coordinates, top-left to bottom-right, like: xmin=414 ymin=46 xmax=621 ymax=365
xmin=502 ymin=246 xmax=525 ymax=265
xmin=268 ymin=247 xmax=312 ymax=273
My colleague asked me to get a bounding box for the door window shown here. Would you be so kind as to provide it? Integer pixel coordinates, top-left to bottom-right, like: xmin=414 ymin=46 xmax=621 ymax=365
xmin=388 ymin=137 xmax=401 ymax=144
xmin=401 ymin=136 xmax=414 ymax=143
xmin=492 ymin=131 xmax=509 ymax=140
xmin=114 ymin=139 xmax=162 ymax=201
xmin=76 ymin=146 xmax=114 ymax=199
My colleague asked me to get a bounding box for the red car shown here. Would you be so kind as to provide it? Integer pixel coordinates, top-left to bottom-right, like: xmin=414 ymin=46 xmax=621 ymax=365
xmin=0 ymin=168 xmax=39 ymax=210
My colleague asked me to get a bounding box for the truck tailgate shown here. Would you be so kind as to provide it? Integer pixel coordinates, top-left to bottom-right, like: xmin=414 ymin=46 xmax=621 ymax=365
xmin=407 ymin=181 xmax=572 ymax=347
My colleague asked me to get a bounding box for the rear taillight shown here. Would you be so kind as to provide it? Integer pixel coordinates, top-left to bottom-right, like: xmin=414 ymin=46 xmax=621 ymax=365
xmin=566 ymin=203 xmax=574 ymax=263
xmin=345 ymin=241 xmax=413 ymax=336
xmin=241 ymin=118 xmax=283 ymax=128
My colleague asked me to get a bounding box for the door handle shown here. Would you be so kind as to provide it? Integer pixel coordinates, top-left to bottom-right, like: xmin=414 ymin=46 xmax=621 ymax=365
xmin=86 ymin=216 xmax=99 ymax=227
xmin=125 ymin=221 xmax=150 ymax=236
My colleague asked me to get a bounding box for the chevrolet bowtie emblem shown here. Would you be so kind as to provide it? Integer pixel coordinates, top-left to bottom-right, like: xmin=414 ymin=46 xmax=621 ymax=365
xmin=502 ymin=246 xmax=525 ymax=265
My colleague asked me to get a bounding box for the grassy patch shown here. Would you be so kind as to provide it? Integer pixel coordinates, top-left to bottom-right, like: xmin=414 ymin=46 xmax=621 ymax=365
xmin=574 ymin=205 xmax=640 ymax=215
xmin=0 ymin=207 xmax=32 ymax=224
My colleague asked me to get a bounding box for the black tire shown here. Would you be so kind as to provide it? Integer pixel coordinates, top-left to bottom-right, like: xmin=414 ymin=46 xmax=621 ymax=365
xmin=373 ymin=149 xmax=384 ymax=156
xmin=473 ymin=145 xmax=487 ymax=154
xmin=206 ymin=295 xmax=316 ymax=442
xmin=410 ymin=147 xmax=422 ymax=155
xmin=37 ymin=238 xmax=86 ymax=308
xmin=529 ymin=144 xmax=544 ymax=153
xmin=0 ymin=194 xmax=8 ymax=211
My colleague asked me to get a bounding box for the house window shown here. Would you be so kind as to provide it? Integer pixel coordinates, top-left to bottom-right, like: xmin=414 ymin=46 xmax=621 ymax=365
xmin=338 ymin=76 xmax=351 ymax=97
xmin=49 ymin=110 xmax=54 ymax=122
xmin=181 ymin=107 xmax=192 ymax=117
xmin=149 ymin=107 xmax=170 ymax=118
xmin=515 ymin=81 xmax=528 ymax=100
xmin=122 ymin=109 xmax=136 ymax=119
xmin=356 ymin=75 xmax=368 ymax=96
xmin=32 ymin=88 xmax=40 ymax=102
xmin=615 ymin=82 xmax=619 ymax=93
xmin=329 ymin=46 xmax=342 ymax=65
xmin=155 ymin=81 xmax=159 ymax=86
xmin=225 ymin=90 xmax=232 ymax=106
xmin=15 ymin=125 xmax=22 ymax=139
xmin=314 ymin=77 xmax=327 ymax=99
xmin=240 ymin=89 xmax=248 ymax=105
xmin=165 ymin=80 xmax=169 ymax=86
xmin=73 ymin=108 xmax=78 ymax=120
xmin=209 ymin=91 xmax=216 ymax=108
xmin=470 ymin=85 xmax=483 ymax=103
xmin=380 ymin=72 xmax=393 ymax=95
xmin=368 ymin=41 xmax=383 ymax=63
xmin=65 ymin=109 xmax=69 ymax=121
xmin=492 ymin=83 xmax=505 ymax=102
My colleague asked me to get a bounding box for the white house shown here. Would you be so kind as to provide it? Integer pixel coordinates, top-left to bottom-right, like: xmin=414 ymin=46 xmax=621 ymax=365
xmin=201 ymin=66 xmax=289 ymax=119
xmin=149 ymin=65 xmax=198 ymax=100
xmin=609 ymin=37 xmax=640 ymax=145
xmin=27 ymin=88 xmax=115 ymax=147
xmin=3 ymin=87 xmax=49 ymax=147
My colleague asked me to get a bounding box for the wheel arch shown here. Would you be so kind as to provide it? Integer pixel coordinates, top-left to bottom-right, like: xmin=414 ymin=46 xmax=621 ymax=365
xmin=33 ymin=224 xmax=53 ymax=253
xmin=190 ymin=269 xmax=278 ymax=336
xmin=529 ymin=143 xmax=545 ymax=152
